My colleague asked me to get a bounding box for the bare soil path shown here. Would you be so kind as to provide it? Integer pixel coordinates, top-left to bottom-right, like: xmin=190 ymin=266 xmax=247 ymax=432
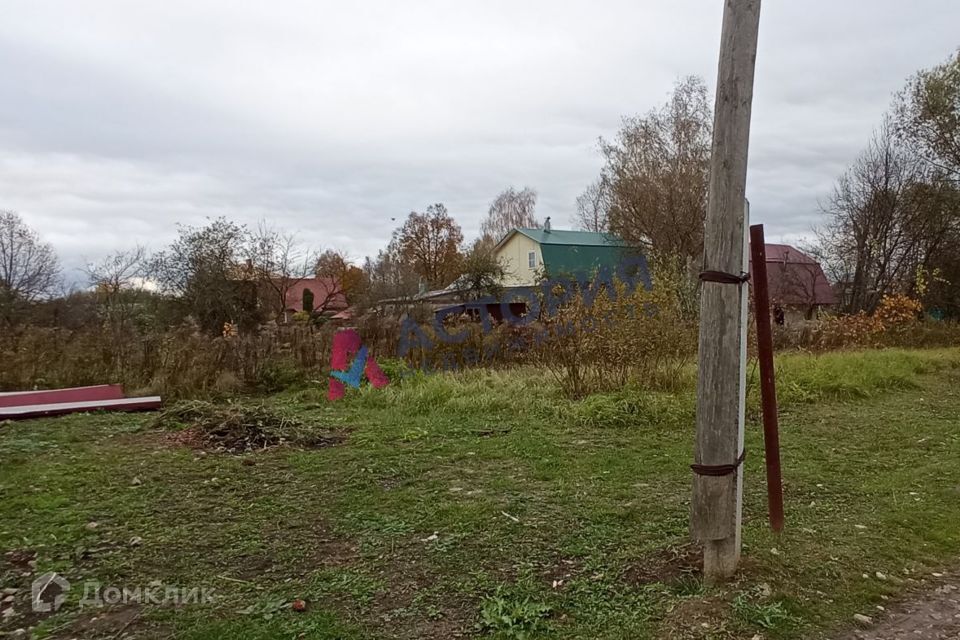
xmin=834 ymin=568 xmax=960 ymax=640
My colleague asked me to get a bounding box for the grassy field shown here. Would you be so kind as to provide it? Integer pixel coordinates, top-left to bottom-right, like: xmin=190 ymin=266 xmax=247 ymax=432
xmin=1 ymin=348 xmax=959 ymax=639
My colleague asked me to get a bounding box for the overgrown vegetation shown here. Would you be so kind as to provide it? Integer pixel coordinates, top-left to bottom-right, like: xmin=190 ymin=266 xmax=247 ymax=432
xmin=0 ymin=322 xmax=331 ymax=398
xmin=2 ymin=348 xmax=959 ymax=639
xmin=4 ymin=275 xmax=958 ymax=401
xmin=814 ymin=49 xmax=960 ymax=317
xmin=3 ymin=48 xmax=960 ymax=401
xmin=776 ymin=293 xmax=960 ymax=351
xmin=531 ymin=277 xmax=697 ymax=397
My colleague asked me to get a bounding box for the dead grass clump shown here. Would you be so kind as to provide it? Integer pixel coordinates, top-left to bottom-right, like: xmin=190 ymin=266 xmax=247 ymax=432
xmin=623 ymin=543 xmax=702 ymax=588
xmin=153 ymin=401 xmax=341 ymax=453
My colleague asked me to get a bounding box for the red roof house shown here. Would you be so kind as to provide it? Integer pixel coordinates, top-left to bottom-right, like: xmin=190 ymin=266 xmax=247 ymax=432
xmin=751 ymin=244 xmax=836 ymax=322
xmin=282 ymin=277 xmax=348 ymax=315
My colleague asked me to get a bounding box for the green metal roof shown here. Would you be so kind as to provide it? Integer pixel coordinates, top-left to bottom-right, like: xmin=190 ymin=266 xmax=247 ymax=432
xmin=494 ymin=228 xmax=647 ymax=282
xmin=540 ymin=243 xmax=635 ymax=278
xmin=512 ymin=228 xmax=630 ymax=247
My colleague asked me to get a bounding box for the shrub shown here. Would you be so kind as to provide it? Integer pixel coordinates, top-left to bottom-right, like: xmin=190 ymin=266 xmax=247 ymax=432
xmin=877 ymin=293 xmax=922 ymax=323
xmin=255 ymin=358 xmax=307 ymax=393
xmin=375 ymin=357 xmax=412 ymax=384
xmin=0 ymin=322 xmax=336 ymax=399
xmin=532 ymin=279 xmax=697 ymax=398
xmin=796 ymin=294 xmax=960 ymax=351
xmin=812 ymin=312 xmax=885 ymax=349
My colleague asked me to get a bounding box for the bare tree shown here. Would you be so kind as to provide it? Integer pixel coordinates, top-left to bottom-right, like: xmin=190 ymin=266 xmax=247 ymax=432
xmin=894 ymin=48 xmax=960 ymax=180
xmin=85 ymin=246 xmax=148 ymax=294
xmin=362 ymin=243 xmax=420 ymax=304
xmin=0 ymin=210 xmax=60 ymax=325
xmin=83 ymin=245 xmax=149 ymax=333
xmin=314 ymin=248 xmax=364 ymax=313
xmin=601 ymin=76 xmax=712 ymax=260
xmin=573 ymin=176 xmax=611 ymax=233
xmin=816 ymin=119 xmax=954 ymax=313
xmin=247 ymin=223 xmax=317 ymax=322
xmin=153 ymin=217 xmax=261 ymax=335
xmin=479 ymin=187 xmax=539 ymax=246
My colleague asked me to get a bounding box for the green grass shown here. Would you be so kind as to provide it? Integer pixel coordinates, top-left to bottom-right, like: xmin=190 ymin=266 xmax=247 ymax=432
xmin=1 ymin=347 xmax=959 ymax=639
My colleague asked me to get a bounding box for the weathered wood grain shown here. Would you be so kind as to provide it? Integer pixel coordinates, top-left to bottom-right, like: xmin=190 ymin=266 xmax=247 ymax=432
xmin=691 ymin=0 xmax=762 ymax=583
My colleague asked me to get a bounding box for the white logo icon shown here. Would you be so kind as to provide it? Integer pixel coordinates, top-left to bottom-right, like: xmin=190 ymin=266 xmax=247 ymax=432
xmin=31 ymin=572 xmax=70 ymax=613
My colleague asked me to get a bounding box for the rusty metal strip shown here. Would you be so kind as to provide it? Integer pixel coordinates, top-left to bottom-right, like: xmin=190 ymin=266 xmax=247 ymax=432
xmin=699 ymin=270 xmax=750 ymax=285
xmin=691 ymin=450 xmax=747 ymax=477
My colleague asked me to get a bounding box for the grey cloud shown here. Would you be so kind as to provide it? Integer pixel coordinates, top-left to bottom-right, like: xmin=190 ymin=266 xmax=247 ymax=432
xmin=0 ymin=0 xmax=957 ymax=278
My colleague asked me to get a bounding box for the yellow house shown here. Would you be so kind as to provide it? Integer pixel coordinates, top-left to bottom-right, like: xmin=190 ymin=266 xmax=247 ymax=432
xmin=492 ymin=227 xmax=640 ymax=287
xmin=493 ymin=228 xmax=545 ymax=287
xmin=377 ymin=226 xmax=649 ymax=323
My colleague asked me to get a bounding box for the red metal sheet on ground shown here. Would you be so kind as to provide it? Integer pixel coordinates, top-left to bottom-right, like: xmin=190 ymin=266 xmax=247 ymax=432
xmin=0 ymin=397 xmax=162 ymax=421
xmin=0 ymin=385 xmax=125 ymax=408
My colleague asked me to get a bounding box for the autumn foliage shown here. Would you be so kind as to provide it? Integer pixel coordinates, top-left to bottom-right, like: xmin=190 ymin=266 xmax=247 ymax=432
xmin=811 ymin=294 xmax=950 ymax=349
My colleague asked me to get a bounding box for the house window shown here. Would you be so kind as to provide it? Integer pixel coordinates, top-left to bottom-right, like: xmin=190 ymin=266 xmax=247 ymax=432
xmin=528 ymin=251 xmax=536 ymax=269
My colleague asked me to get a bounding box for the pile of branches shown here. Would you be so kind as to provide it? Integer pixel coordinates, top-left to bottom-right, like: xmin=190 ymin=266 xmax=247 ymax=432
xmin=153 ymin=401 xmax=340 ymax=453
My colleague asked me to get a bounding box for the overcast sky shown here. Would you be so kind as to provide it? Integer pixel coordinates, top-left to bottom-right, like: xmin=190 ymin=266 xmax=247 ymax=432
xmin=2 ymin=1 xmax=958 ymax=281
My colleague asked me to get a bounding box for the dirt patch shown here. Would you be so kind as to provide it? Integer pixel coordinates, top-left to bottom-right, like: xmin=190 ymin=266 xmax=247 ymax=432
xmin=230 ymin=555 xmax=281 ymax=582
xmin=222 ymin=540 xmax=359 ymax=584
xmin=65 ymin=604 xmax=143 ymax=637
xmin=540 ymin=557 xmax=581 ymax=588
xmin=40 ymin=604 xmax=172 ymax=640
xmin=832 ymin=567 xmax=960 ymax=640
xmin=368 ymin=566 xmax=476 ymax=640
xmin=307 ymin=538 xmax=360 ymax=571
xmin=322 ymin=543 xmax=478 ymax=640
xmin=624 ymin=543 xmax=703 ymax=587
xmin=1 ymin=553 xmax=145 ymax=638
xmin=1 ymin=549 xmax=43 ymax=634
xmin=224 ymin=521 xmax=361 ymax=583
xmin=2 ymin=549 xmax=36 ymax=576
xmin=471 ymin=427 xmax=513 ymax=438
xmin=655 ymin=595 xmax=731 ymax=639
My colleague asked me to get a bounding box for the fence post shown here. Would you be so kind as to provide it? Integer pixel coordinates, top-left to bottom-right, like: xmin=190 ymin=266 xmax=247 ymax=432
xmin=749 ymin=224 xmax=785 ymax=532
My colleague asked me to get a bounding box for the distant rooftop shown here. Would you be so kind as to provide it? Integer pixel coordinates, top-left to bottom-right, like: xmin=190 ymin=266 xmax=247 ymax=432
xmin=751 ymin=244 xmax=836 ymax=306
xmin=507 ymin=228 xmax=629 ymax=247
xmin=762 ymin=243 xmax=818 ymax=265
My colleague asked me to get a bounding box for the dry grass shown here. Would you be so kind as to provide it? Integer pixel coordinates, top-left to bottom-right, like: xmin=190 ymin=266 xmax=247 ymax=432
xmin=0 ymin=323 xmax=335 ymax=398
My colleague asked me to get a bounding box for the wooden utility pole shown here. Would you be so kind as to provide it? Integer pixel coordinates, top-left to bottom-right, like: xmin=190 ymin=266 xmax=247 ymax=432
xmin=691 ymin=0 xmax=762 ymax=583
